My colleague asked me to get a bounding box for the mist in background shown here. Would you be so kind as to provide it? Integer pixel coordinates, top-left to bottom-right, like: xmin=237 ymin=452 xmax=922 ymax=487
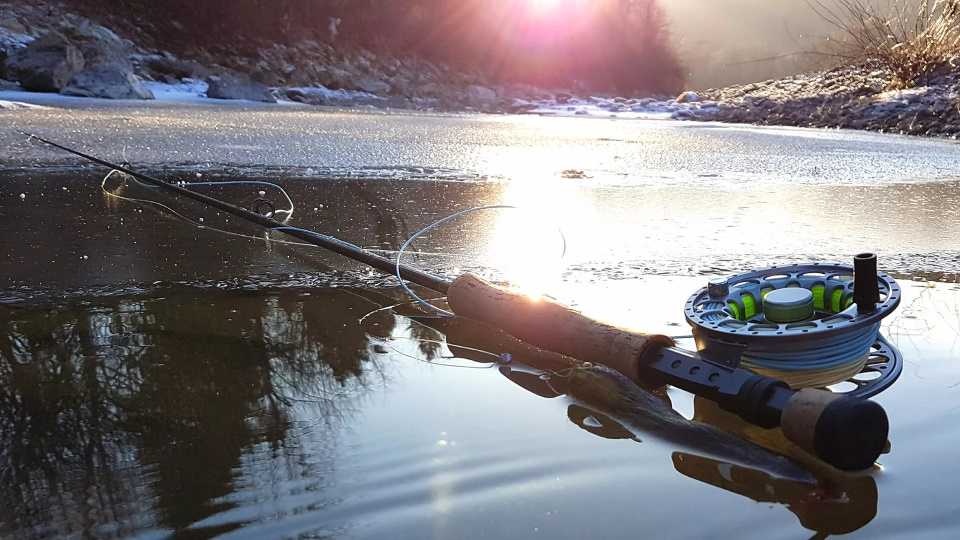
xmin=662 ymin=0 xmax=907 ymax=89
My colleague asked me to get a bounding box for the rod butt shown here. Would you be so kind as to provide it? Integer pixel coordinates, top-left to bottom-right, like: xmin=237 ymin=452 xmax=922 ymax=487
xmin=780 ymin=389 xmax=888 ymax=471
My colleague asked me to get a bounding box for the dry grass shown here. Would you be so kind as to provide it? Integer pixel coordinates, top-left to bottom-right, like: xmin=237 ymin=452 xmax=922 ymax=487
xmin=812 ymin=0 xmax=960 ymax=89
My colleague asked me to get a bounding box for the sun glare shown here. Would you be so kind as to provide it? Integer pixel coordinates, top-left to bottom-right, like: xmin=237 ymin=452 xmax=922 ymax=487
xmin=480 ymin=155 xmax=598 ymax=300
xmin=521 ymin=0 xmax=565 ymax=19
xmin=528 ymin=0 xmax=562 ymax=8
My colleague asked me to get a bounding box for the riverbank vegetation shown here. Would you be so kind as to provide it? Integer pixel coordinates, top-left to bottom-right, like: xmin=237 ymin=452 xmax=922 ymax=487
xmin=76 ymin=0 xmax=685 ymax=94
xmin=814 ymin=0 xmax=960 ymax=89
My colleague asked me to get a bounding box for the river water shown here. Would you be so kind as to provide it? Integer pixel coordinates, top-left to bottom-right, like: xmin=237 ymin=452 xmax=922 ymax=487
xmin=1 ymin=102 xmax=960 ymax=538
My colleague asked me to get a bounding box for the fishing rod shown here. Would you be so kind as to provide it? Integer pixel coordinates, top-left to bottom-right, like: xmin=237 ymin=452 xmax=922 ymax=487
xmin=18 ymin=132 xmax=449 ymax=294
xmin=24 ymin=132 xmax=892 ymax=471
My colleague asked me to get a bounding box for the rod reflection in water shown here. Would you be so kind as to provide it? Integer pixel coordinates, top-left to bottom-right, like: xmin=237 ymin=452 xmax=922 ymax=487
xmin=427 ymin=314 xmax=880 ymax=538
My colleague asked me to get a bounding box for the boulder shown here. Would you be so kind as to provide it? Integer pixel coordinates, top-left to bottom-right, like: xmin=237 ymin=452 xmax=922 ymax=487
xmin=676 ymin=91 xmax=699 ymax=103
xmin=144 ymin=54 xmax=210 ymax=80
xmin=3 ymin=32 xmax=84 ymax=92
xmin=60 ymin=63 xmax=154 ymax=99
xmin=466 ymin=84 xmax=496 ymax=106
xmin=555 ymin=91 xmax=573 ymax=104
xmin=61 ymin=21 xmax=131 ymax=69
xmin=205 ymin=74 xmax=276 ymax=103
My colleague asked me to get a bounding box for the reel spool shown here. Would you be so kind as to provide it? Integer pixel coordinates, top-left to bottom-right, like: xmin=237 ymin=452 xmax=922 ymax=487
xmin=684 ymin=254 xmax=902 ymax=398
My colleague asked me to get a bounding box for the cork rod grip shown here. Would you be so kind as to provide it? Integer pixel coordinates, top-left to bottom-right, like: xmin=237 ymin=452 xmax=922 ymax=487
xmin=446 ymin=274 xmax=675 ymax=385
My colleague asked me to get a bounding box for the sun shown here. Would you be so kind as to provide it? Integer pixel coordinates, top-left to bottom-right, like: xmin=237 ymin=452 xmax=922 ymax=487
xmin=526 ymin=0 xmax=563 ymax=12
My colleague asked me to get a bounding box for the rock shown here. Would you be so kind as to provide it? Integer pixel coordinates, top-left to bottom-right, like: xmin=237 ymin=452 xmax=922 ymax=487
xmin=0 ymin=12 xmax=34 ymax=54
xmin=143 ymin=55 xmax=209 ymax=80
xmin=205 ymin=74 xmax=276 ymax=103
xmin=60 ymin=62 xmax=154 ymax=99
xmin=385 ymin=76 xmax=413 ymax=98
xmin=0 ymin=12 xmax=28 ymax=37
xmin=507 ymin=99 xmax=537 ymax=113
xmin=284 ymin=87 xmax=325 ymax=105
xmin=250 ymin=67 xmax=283 ymax=87
xmin=384 ymin=94 xmax=412 ymax=109
xmin=466 ymin=84 xmax=496 ymax=106
xmin=3 ymin=32 xmax=84 ymax=92
xmin=555 ymin=91 xmax=573 ymax=104
xmin=676 ymin=91 xmax=699 ymax=103
xmin=322 ymin=67 xmax=353 ymax=90
xmin=60 ymin=20 xmax=131 ymax=69
xmin=350 ymin=75 xmax=390 ymax=94
xmin=313 ymin=67 xmax=337 ymax=88
xmin=415 ymin=81 xmax=447 ymax=98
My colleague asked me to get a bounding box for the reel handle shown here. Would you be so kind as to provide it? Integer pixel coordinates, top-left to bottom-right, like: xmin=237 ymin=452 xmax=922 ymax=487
xmin=780 ymin=388 xmax=889 ymax=471
xmin=446 ymin=273 xmax=675 ymax=385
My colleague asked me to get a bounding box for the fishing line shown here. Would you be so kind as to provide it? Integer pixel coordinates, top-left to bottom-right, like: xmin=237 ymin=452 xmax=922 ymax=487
xmin=339 ymin=288 xmax=512 ymax=369
xmin=102 ymin=171 xmax=472 ymax=260
xmin=358 ymin=298 xmax=449 ymax=324
xmin=103 ymin=171 xmax=382 ymax=253
xmin=369 ymin=336 xmax=505 ymax=368
xmin=101 ymin=170 xmax=310 ymax=248
xmin=122 ymin=173 xmax=296 ymax=218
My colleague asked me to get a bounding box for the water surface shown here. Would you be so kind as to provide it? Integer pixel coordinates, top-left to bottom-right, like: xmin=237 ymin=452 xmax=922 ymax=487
xmin=2 ymin=108 xmax=960 ymax=538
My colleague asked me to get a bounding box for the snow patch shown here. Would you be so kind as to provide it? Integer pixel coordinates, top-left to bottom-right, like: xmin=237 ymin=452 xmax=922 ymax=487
xmin=0 ymin=99 xmax=47 ymax=109
xmin=284 ymin=85 xmax=381 ymax=101
xmin=529 ymin=95 xmax=718 ymax=120
xmin=0 ymin=27 xmax=36 ymax=50
xmin=141 ymin=78 xmax=209 ymax=101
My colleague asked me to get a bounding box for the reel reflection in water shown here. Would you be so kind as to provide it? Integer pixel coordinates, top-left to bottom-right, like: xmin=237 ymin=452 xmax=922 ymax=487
xmin=684 ymin=255 xmax=902 ymax=397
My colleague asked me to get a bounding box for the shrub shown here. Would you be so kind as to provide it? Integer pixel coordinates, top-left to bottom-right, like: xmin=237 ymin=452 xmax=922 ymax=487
xmin=812 ymin=0 xmax=960 ymax=89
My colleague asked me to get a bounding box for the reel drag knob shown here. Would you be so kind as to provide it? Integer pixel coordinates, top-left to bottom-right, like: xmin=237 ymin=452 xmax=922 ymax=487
xmin=762 ymin=288 xmax=815 ymax=323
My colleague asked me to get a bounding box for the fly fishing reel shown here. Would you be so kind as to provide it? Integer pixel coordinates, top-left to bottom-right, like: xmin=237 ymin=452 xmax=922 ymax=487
xmin=684 ymin=254 xmax=902 ymax=398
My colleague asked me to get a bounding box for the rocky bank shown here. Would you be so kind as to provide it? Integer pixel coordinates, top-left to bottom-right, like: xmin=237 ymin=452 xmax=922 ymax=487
xmin=0 ymin=2 xmax=558 ymax=113
xmin=3 ymin=1 xmax=960 ymax=139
